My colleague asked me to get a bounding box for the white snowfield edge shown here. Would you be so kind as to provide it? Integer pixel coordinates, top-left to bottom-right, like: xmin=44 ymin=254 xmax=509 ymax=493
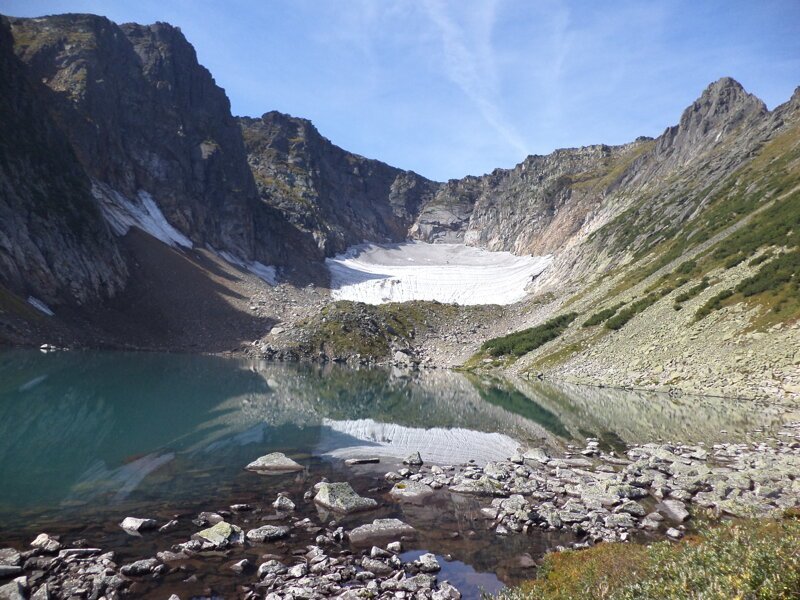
xmin=92 ymin=181 xmax=277 ymax=285
xmin=326 ymin=242 xmax=552 ymax=305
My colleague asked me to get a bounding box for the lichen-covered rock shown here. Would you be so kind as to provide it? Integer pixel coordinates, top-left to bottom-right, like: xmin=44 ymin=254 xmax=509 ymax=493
xmin=314 ymin=482 xmax=378 ymax=514
xmin=192 ymin=521 xmax=244 ymax=548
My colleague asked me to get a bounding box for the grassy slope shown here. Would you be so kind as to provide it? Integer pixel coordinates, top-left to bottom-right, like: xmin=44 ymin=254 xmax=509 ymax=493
xmin=496 ymin=514 xmax=800 ymax=600
xmin=466 ymin=122 xmax=800 ymax=374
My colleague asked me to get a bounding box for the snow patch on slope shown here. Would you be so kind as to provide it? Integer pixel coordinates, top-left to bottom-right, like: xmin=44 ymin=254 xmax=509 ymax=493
xmin=27 ymin=296 xmax=54 ymax=316
xmin=327 ymin=242 xmax=551 ymax=305
xmin=217 ymin=250 xmax=278 ymax=285
xmin=92 ymin=181 xmax=193 ymax=248
xmin=318 ymin=418 xmax=520 ymax=466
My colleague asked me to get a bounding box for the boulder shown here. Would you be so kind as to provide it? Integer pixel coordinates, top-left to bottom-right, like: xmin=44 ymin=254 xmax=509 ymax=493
xmin=30 ymin=534 xmax=60 ymax=553
xmin=660 ymin=499 xmax=690 ymax=522
xmin=347 ymin=519 xmax=416 ymax=545
xmin=414 ymin=553 xmax=441 ymax=573
xmin=403 ymin=452 xmax=423 ymax=466
xmin=0 ymin=576 xmax=26 ymax=600
xmin=192 ymin=522 xmax=244 ymax=548
xmin=120 ymin=517 xmax=158 ymax=532
xmin=314 ymin=482 xmax=378 ymax=514
xmin=245 ymin=452 xmax=304 ymax=473
xmin=245 ymin=525 xmax=290 ymax=543
xmin=120 ymin=558 xmax=160 ymax=576
xmin=272 ymin=495 xmax=296 ymax=512
xmin=389 ymin=480 xmax=435 ymax=504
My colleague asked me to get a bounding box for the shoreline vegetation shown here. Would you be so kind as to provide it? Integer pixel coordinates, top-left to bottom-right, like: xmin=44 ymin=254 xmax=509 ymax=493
xmin=495 ymin=512 xmax=800 ymax=600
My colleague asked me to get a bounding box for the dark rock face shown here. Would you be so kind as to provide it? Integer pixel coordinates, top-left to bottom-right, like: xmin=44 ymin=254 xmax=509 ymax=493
xmin=240 ymin=111 xmax=439 ymax=258
xmin=0 ymin=17 xmax=126 ymax=305
xmin=10 ymin=14 xmax=258 ymax=259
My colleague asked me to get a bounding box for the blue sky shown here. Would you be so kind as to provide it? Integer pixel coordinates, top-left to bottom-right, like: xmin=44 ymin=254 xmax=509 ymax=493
xmin=2 ymin=0 xmax=799 ymax=181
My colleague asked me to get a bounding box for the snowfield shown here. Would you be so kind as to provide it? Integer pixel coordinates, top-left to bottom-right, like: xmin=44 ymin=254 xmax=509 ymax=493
xmin=326 ymin=242 xmax=552 ymax=305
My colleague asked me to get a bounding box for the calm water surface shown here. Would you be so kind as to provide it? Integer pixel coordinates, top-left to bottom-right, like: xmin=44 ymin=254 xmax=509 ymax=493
xmin=0 ymin=350 xmax=786 ymax=597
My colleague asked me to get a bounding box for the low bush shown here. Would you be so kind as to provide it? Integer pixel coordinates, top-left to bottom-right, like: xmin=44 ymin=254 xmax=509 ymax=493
xmin=605 ymin=294 xmax=659 ymax=330
xmin=480 ymin=313 xmax=578 ymax=357
xmin=582 ymin=302 xmax=625 ymax=327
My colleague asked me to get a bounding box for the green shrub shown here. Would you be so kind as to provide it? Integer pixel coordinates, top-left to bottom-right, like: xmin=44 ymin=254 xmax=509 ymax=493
xmin=605 ymin=294 xmax=659 ymax=330
xmin=582 ymin=303 xmax=625 ymax=327
xmin=674 ymin=277 xmax=710 ymax=304
xmin=480 ymin=313 xmax=578 ymax=357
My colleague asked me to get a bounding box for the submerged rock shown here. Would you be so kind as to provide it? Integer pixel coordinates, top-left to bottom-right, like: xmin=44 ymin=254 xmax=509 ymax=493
xmin=347 ymin=519 xmax=416 ymax=545
xmin=245 ymin=452 xmax=304 ymax=473
xmin=314 ymin=482 xmax=378 ymax=514
xmin=389 ymin=480 xmax=435 ymax=503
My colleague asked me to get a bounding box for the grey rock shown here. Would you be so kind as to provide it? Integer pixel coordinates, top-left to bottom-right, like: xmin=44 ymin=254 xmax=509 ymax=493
xmin=273 ymin=495 xmax=296 ymax=512
xmin=120 ymin=558 xmax=160 ymax=576
xmin=414 ymin=553 xmax=441 ymax=573
xmin=0 ymin=577 xmax=26 ymax=600
xmin=246 ymin=452 xmax=304 ymax=473
xmin=192 ymin=521 xmax=244 ymax=547
xmin=389 ymin=480 xmax=435 ymax=503
xmin=245 ymin=525 xmax=290 ymax=543
xmin=30 ymin=534 xmax=60 ymax=554
xmin=403 ymin=452 xmax=423 ymax=466
xmin=660 ymin=499 xmax=690 ymax=522
xmin=347 ymin=519 xmax=416 ymax=545
xmin=119 ymin=517 xmax=158 ymax=532
xmin=314 ymin=482 xmax=378 ymax=514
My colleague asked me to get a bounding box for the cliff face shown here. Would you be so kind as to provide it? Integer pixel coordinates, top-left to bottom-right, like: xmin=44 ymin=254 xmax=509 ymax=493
xmin=240 ymin=111 xmax=439 ymax=259
xmin=0 ymin=17 xmax=126 ymax=306
xmin=10 ymin=14 xmax=258 ymax=259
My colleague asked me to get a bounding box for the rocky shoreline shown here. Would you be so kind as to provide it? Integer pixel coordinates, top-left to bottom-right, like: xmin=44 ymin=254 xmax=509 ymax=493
xmin=2 ymin=422 xmax=799 ymax=600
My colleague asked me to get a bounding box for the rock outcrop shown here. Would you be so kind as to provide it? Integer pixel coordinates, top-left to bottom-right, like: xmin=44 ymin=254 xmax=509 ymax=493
xmin=0 ymin=17 xmax=126 ymax=306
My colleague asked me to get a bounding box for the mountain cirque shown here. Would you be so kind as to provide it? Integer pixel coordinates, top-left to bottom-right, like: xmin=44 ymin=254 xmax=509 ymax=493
xmin=0 ymin=12 xmax=798 ymax=400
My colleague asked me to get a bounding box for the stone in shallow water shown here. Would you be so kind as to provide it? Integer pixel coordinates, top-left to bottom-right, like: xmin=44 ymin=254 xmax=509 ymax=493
xmin=30 ymin=534 xmax=60 ymax=553
xmin=245 ymin=452 xmax=304 ymax=473
xmin=389 ymin=480 xmax=435 ymax=503
xmin=449 ymin=475 xmax=503 ymax=496
xmin=403 ymin=452 xmax=423 ymax=466
xmin=120 ymin=517 xmax=158 ymax=532
xmin=245 ymin=525 xmax=290 ymax=543
xmin=347 ymin=519 xmax=416 ymax=545
xmin=314 ymin=482 xmax=378 ymax=514
xmin=522 ymin=447 xmax=550 ymax=464
xmin=273 ymin=495 xmax=296 ymax=512
xmin=192 ymin=521 xmax=243 ymax=547
xmin=414 ymin=553 xmax=441 ymax=573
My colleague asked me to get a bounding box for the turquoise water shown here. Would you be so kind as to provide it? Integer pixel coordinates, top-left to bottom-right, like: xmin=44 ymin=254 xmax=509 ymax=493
xmin=0 ymin=350 xmax=784 ymax=596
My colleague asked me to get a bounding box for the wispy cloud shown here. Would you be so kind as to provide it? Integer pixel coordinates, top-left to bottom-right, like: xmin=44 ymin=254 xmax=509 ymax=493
xmin=422 ymin=0 xmax=529 ymax=158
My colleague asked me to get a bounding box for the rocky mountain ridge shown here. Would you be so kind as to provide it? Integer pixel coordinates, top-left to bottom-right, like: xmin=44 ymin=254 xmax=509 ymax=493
xmin=0 ymin=12 xmax=797 ymax=375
